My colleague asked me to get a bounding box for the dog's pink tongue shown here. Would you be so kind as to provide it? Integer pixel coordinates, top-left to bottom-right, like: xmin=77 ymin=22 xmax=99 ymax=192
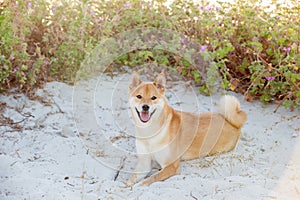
xmin=141 ymin=112 xmax=150 ymax=122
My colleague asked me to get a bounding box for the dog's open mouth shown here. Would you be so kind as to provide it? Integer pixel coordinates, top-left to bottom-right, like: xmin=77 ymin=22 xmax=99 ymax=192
xmin=135 ymin=108 xmax=156 ymax=123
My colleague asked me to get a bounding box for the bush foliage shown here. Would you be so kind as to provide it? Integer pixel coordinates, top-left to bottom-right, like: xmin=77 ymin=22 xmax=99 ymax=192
xmin=0 ymin=0 xmax=299 ymax=109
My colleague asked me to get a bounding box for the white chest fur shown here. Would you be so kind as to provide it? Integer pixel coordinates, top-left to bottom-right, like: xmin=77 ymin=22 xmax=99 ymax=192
xmin=135 ymin=115 xmax=172 ymax=168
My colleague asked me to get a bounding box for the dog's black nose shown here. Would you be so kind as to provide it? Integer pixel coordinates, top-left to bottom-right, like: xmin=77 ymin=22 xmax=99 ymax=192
xmin=142 ymin=104 xmax=149 ymax=111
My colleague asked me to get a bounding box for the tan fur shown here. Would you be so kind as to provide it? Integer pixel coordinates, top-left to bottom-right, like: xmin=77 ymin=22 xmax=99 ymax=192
xmin=126 ymin=72 xmax=247 ymax=186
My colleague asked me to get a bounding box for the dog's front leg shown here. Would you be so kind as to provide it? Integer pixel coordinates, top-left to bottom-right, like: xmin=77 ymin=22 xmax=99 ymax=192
xmin=138 ymin=159 xmax=180 ymax=186
xmin=126 ymin=155 xmax=152 ymax=187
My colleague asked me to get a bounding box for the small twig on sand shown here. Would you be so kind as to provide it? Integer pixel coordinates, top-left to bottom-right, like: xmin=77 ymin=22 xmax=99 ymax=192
xmin=52 ymin=98 xmax=65 ymax=113
xmin=110 ymin=134 xmax=134 ymax=143
xmin=6 ymin=117 xmax=29 ymax=125
xmin=114 ymin=156 xmax=126 ymax=181
xmin=67 ymin=183 xmax=75 ymax=187
xmin=190 ymin=191 xmax=198 ymax=200
xmin=273 ymin=92 xmax=293 ymax=113
xmin=0 ymin=108 xmax=34 ymax=131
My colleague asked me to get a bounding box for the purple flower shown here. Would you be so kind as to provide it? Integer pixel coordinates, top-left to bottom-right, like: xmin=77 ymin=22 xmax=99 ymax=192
xmin=205 ymin=6 xmax=212 ymax=12
xmin=266 ymin=76 xmax=275 ymax=81
xmin=200 ymin=45 xmax=208 ymax=52
xmin=283 ymin=46 xmax=291 ymax=53
xmin=180 ymin=37 xmax=185 ymax=44
xmin=276 ymin=16 xmax=280 ymax=20
xmin=90 ymin=9 xmax=95 ymax=16
xmin=13 ymin=66 xmax=20 ymax=71
xmin=199 ymin=6 xmax=213 ymax=12
xmin=123 ymin=3 xmax=132 ymax=7
xmin=28 ymin=1 xmax=32 ymax=8
xmin=51 ymin=6 xmax=57 ymax=14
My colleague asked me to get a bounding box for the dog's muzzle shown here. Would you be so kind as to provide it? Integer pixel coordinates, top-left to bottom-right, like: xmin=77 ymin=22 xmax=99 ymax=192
xmin=135 ymin=106 xmax=156 ymax=123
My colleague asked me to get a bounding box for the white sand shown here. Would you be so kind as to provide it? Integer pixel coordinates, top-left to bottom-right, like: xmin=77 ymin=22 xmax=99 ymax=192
xmin=0 ymin=73 xmax=299 ymax=200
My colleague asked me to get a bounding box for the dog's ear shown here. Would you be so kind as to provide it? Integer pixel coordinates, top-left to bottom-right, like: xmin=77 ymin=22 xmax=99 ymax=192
xmin=129 ymin=72 xmax=142 ymax=91
xmin=154 ymin=72 xmax=166 ymax=93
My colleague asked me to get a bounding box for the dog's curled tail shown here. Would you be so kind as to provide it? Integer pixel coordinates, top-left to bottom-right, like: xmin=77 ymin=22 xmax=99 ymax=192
xmin=219 ymin=95 xmax=247 ymax=129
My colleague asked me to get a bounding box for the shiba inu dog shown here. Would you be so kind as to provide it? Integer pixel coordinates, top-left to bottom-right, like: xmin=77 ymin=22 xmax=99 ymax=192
xmin=126 ymin=71 xmax=247 ymax=186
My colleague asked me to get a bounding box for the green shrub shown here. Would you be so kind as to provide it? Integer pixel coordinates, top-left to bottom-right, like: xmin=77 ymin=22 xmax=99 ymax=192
xmin=0 ymin=0 xmax=299 ymax=109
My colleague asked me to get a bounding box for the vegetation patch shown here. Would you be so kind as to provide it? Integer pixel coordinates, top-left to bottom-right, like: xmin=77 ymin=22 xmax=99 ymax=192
xmin=0 ymin=0 xmax=299 ymax=109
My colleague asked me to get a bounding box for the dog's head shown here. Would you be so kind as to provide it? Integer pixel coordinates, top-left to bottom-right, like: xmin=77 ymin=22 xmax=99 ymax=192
xmin=129 ymin=72 xmax=166 ymax=125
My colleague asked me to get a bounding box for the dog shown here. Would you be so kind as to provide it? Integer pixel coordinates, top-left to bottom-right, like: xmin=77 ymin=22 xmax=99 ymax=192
xmin=126 ymin=71 xmax=247 ymax=186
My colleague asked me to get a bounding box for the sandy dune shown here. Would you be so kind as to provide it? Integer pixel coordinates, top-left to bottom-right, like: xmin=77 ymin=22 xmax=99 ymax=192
xmin=0 ymin=73 xmax=299 ymax=199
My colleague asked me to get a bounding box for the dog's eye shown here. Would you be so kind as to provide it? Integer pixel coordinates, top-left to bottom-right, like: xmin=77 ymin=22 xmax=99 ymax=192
xmin=151 ymin=96 xmax=157 ymax=100
xmin=136 ymin=95 xmax=142 ymax=99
